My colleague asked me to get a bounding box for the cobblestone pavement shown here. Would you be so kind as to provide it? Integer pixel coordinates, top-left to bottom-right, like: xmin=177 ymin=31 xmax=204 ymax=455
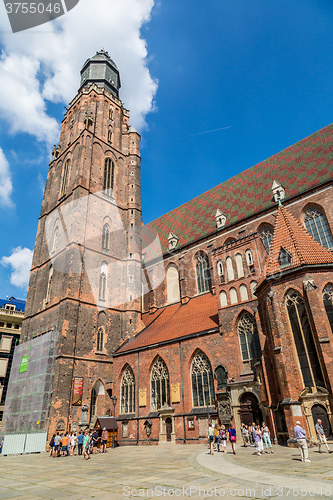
xmin=0 ymin=443 xmax=333 ymax=499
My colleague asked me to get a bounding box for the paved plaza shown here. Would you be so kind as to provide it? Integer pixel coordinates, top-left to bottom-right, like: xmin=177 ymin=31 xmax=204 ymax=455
xmin=1 ymin=442 xmax=333 ymax=499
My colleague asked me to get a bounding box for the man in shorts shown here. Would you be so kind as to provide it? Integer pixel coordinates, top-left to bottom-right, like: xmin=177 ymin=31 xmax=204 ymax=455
xmin=61 ymin=433 xmax=68 ymax=456
xmin=53 ymin=432 xmax=61 ymax=458
xmin=315 ymin=419 xmax=333 ymax=454
xmin=101 ymin=427 xmax=108 ymax=453
xmin=92 ymin=430 xmax=99 ymax=453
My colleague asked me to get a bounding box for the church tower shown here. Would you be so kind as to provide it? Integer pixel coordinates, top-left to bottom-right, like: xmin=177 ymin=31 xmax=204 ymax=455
xmin=21 ymin=50 xmax=142 ymax=435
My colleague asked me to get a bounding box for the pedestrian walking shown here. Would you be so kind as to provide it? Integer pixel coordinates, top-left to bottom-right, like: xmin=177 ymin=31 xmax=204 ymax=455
xmin=49 ymin=434 xmax=55 ymax=457
xmin=53 ymin=432 xmax=61 ymax=458
xmin=77 ymin=430 xmax=84 ymax=456
xmin=207 ymin=422 xmax=214 ymax=455
xmin=227 ymin=422 xmax=237 ymax=455
xmin=214 ymin=423 xmax=220 ymax=451
xmin=253 ymin=425 xmax=263 ymax=455
xmin=219 ymin=425 xmax=227 ymax=453
xmin=262 ymin=423 xmax=274 ymax=454
xmin=101 ymin=427 xmax=108 ymax=453
xmin=241 ymin=423 xmax=249 ymax=447
xmin=294 ymin=421 xmax=311 ymax=462
xmin=315 ymin=419 xmax=333 ymax=454
xmin=250 ymin=422 xmax=256 ymax=445
xmin=83 ymin=431 xmax=90 ymax=460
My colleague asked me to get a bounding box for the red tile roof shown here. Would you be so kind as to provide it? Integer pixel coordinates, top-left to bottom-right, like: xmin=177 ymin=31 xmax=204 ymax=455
xmin=145 ymin=124 xmax=333 ymax=255
xmin=115 ymin=293 xmax=219 ymax=354
xmin=259 ymin=204 xmax=333 ymax=283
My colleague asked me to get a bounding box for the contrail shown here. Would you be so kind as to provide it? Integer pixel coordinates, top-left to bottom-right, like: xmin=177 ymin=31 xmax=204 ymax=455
xmin=187 ymin=126 xmax=232 ymax=137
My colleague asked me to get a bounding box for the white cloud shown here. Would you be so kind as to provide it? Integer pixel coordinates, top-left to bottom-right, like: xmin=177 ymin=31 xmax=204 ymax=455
xmin=0 ymin=147 xmax=14 ymax=207
xmin=0 ymin=0 xmax=158 ymax=147
xmin=1 ymin=247 xmax=33 ymax=288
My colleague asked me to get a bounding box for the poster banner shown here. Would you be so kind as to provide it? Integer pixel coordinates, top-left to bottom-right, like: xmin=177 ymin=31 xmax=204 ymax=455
xmin=72 ymin=377 xmax=83 ymax=406
xmin=19 ymin=355 xmax=29 ymax=373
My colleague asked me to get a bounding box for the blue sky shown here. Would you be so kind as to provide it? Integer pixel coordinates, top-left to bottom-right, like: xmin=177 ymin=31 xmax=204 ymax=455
xmin=0 ymin=0 xmax=333 ymax=299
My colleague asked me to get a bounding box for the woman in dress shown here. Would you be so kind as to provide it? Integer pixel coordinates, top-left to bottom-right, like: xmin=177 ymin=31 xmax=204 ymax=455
xmin=219 ymin=425 xmax=227 ymax=453
xmin=253 ymin=424 xmax=264 ymax=456
xmin=262 ymin=423 xmax=274 ymax=454
xmin=227 ymin=422 xmax=237 ymax=455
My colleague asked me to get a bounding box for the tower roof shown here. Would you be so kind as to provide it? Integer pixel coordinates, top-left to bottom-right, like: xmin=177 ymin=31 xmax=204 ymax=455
xmin=258 ymin=204 xmax=333 ymax=284
xmin=80 ymin=50 xmax=121 ymax=97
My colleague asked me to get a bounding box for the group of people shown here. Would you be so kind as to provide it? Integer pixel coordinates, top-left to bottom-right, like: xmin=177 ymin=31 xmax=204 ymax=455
xmin=241 ymin=422 xmax=274 ymax=456
xmin=49 ymin=427 xmax=109 ymax=460
xmin=207 ymin=422 xmax=237 ymax=455
xmin=294 ymin=418 xmax=333 ymax=463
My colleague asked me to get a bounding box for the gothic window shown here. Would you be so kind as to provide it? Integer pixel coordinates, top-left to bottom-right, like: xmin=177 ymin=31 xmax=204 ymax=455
xmin=90 ymin=388 xmax=97 ymax=419
xmin=60 ymin=159 xmax=70 ymax=197
xmin=304 ymin=207 xmax=333 ymax=249
xmin=240 ymin=284 xmax=249 ymax=302
xmin=191 ymin=351 xmax=215 ymax=407
xmin=238 ymin=312 xmax=262 ymax=361
xmin=84 ymin=118 xmax=93 ymax=130
xmin=151 ymin=357 xmax=170 ymax=410
xmin=245 ymin=250 xmax=254 ymax=270
xmin=235 ymin=253 xmax=244 ymax=278
xmin=45 ymin=266 xmax=53 ymax=304
xmin=215 ymin=365 xmax=228 ymax=390
xmin=278 ymin=247 xmax=292 ymax=269
xmin=103 ymin=158 xmax=114 ymax=196
xmin=323 ymin=285 xmax=333 ymax=334
xmin=109 ymin=106 xmax=113 ymax=120
xmin=99 ymin=262 xmax=107 ymax=301
xmin=220 ymin=291 xmax=227 ymax=307
xmin=195 ymin=252 xmax=212 ymax=294
xmin=250 ymin=281 xmax=257 ymax=298
xmin=121 ymin=366 xmax=135 ymax=414
xmin=108 ymin=130 xmax=112 ymax=144
xmin=52 ymin=226 xmax=59 ymax=254
xmin=260 ymin=226 xmax=274 ymax=252
xmin=286 ymin=290 xmax=324 ymax=389
xmin=96 ymin=327 xmax=104 ymax=352
xmin=166 ymin=264 xmax=180 ymax=304
xmin=230 ymin=287 xmax=238 ymax=305
xmin=102 ymin=223 xmax=110 ymax=252
xmin=226 ymin=256 xmax=234 ymax=281
xmin=217 ymin=260 xmax=224 ymax=283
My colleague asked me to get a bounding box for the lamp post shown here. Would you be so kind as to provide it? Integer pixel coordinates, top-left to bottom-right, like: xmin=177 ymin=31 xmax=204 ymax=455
xmin=111 ymin=395 xmax=117 ymax=449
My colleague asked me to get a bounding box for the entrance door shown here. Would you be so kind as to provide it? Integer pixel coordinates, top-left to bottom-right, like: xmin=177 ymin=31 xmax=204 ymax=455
xmin=312 ymin=404 xmax=332 ymax=438
xmin=166 ymin=417 xmax=172 ymax=442
xmin=239 ymin=392 xmax=262 ymax=426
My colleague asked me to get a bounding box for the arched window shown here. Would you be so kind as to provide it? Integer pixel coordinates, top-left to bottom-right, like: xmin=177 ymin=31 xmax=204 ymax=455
xmin=103 ymin=158 xmax=114 ymax=196
xmin=220 ymin=291 xmax=227 ymax=307
xmin=99 ymin=262 xmax=107 ymax=301
xmin=250 ymin=281 xmax=257 ymax=298
xmin=245 ymin=249 xmax=254 ymax=266
xmin=286 ymin=290 xmax=324 ymax=389
xmin=121 ymin=366 xmax=135 ymax=414
xmin=191 ymin=351 xmax=215 ymax=407
xmin=238 ymin=312 xmax=262 ymax=361
xmin=166 ymin=264 xmax=180 ymax=304
xmin=90 ymin=388 xmax=97 ymax=419
xmin=52 ymin=226 xmax=59 ymax=254
xmin=45 ymin=266 xmax=53 ymax=304
xmin=60 ymin=159 xmax=70 ymax=197
xmin=226 ymin=256 xmax=234 ymax=281
xmin=151 ymin=357 xmax=170 ymax=410
xmin=217 ymin=260 xmax=224 ymax=283
xmin=240 ymin=284 xmax=249 ymax=301
xmin=323 ymin=285 xmax=333 ymax=334
xmin=235 ymin=254 xmax=244 ymax=278
xmin=230 ymin=287 xmax=238 ymax=305
xmin=97 ymin=327 xmax=104 ymax=352
xmin=102 ymin=223 xmax=110 ymax=252
xmin=195 ymin=252 xmax=212 ymax=294
xmin=109 ymin=106 xmax=113 ymax=120
xmin=215 ymin=365 xmax=228 ymax=390
xmin=108 ymin=130 xmax=112 ymax=144
xmin=260 ymin=226 xmax=274 ymax=252
xmin=304 ymin=207 xmax=333 ymax=249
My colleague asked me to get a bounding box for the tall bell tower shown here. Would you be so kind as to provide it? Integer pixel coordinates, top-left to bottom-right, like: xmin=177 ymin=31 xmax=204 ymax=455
xmin=21 ymin=50 xmax=142 ymax=435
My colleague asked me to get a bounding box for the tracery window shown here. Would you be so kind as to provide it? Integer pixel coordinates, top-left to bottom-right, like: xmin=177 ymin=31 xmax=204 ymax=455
xmin=121 ymin=366 xmax=135 ymax=414
xmin=304 ymin=208 xmax=333 ymax=249
xmin=195 ymin=252 xmax=212 ymax=294
xmin=151 ymin=357 xmax=170 ymax=410
xmin=260 ymin=227 xmax=274 ymax=252
xmin=60 ymin=159 xmax=70 ymax=197
xmin=97 ymin=327 xmax=104 ymax=352
xmin=238 ymin=312 xmax=261 ymax=361
xmin=102 ymin=223 xmax=110 ymax=252
xmin=323 ymin=285 xmax=333 ymax=334
xmin=286 ymin=290 xmax=324 ymax=389
xmin=191 ymin=351 xmax=215 ymax=407
xmin=103 ymin=158 xmax=114 ymax=196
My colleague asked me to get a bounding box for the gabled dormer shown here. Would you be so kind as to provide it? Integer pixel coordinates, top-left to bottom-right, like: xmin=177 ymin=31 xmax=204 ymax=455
xmin=168 ymin=232 xmax=179 ymax=251
xmin=215 ymin=209 xmax=227 ymax=229
xmin=272 ymin=180 xmax=286 ymax=203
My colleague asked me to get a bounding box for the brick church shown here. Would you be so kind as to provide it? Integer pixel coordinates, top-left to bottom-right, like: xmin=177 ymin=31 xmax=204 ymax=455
xmin=17 ymin=51 xmax=333 ymax=446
